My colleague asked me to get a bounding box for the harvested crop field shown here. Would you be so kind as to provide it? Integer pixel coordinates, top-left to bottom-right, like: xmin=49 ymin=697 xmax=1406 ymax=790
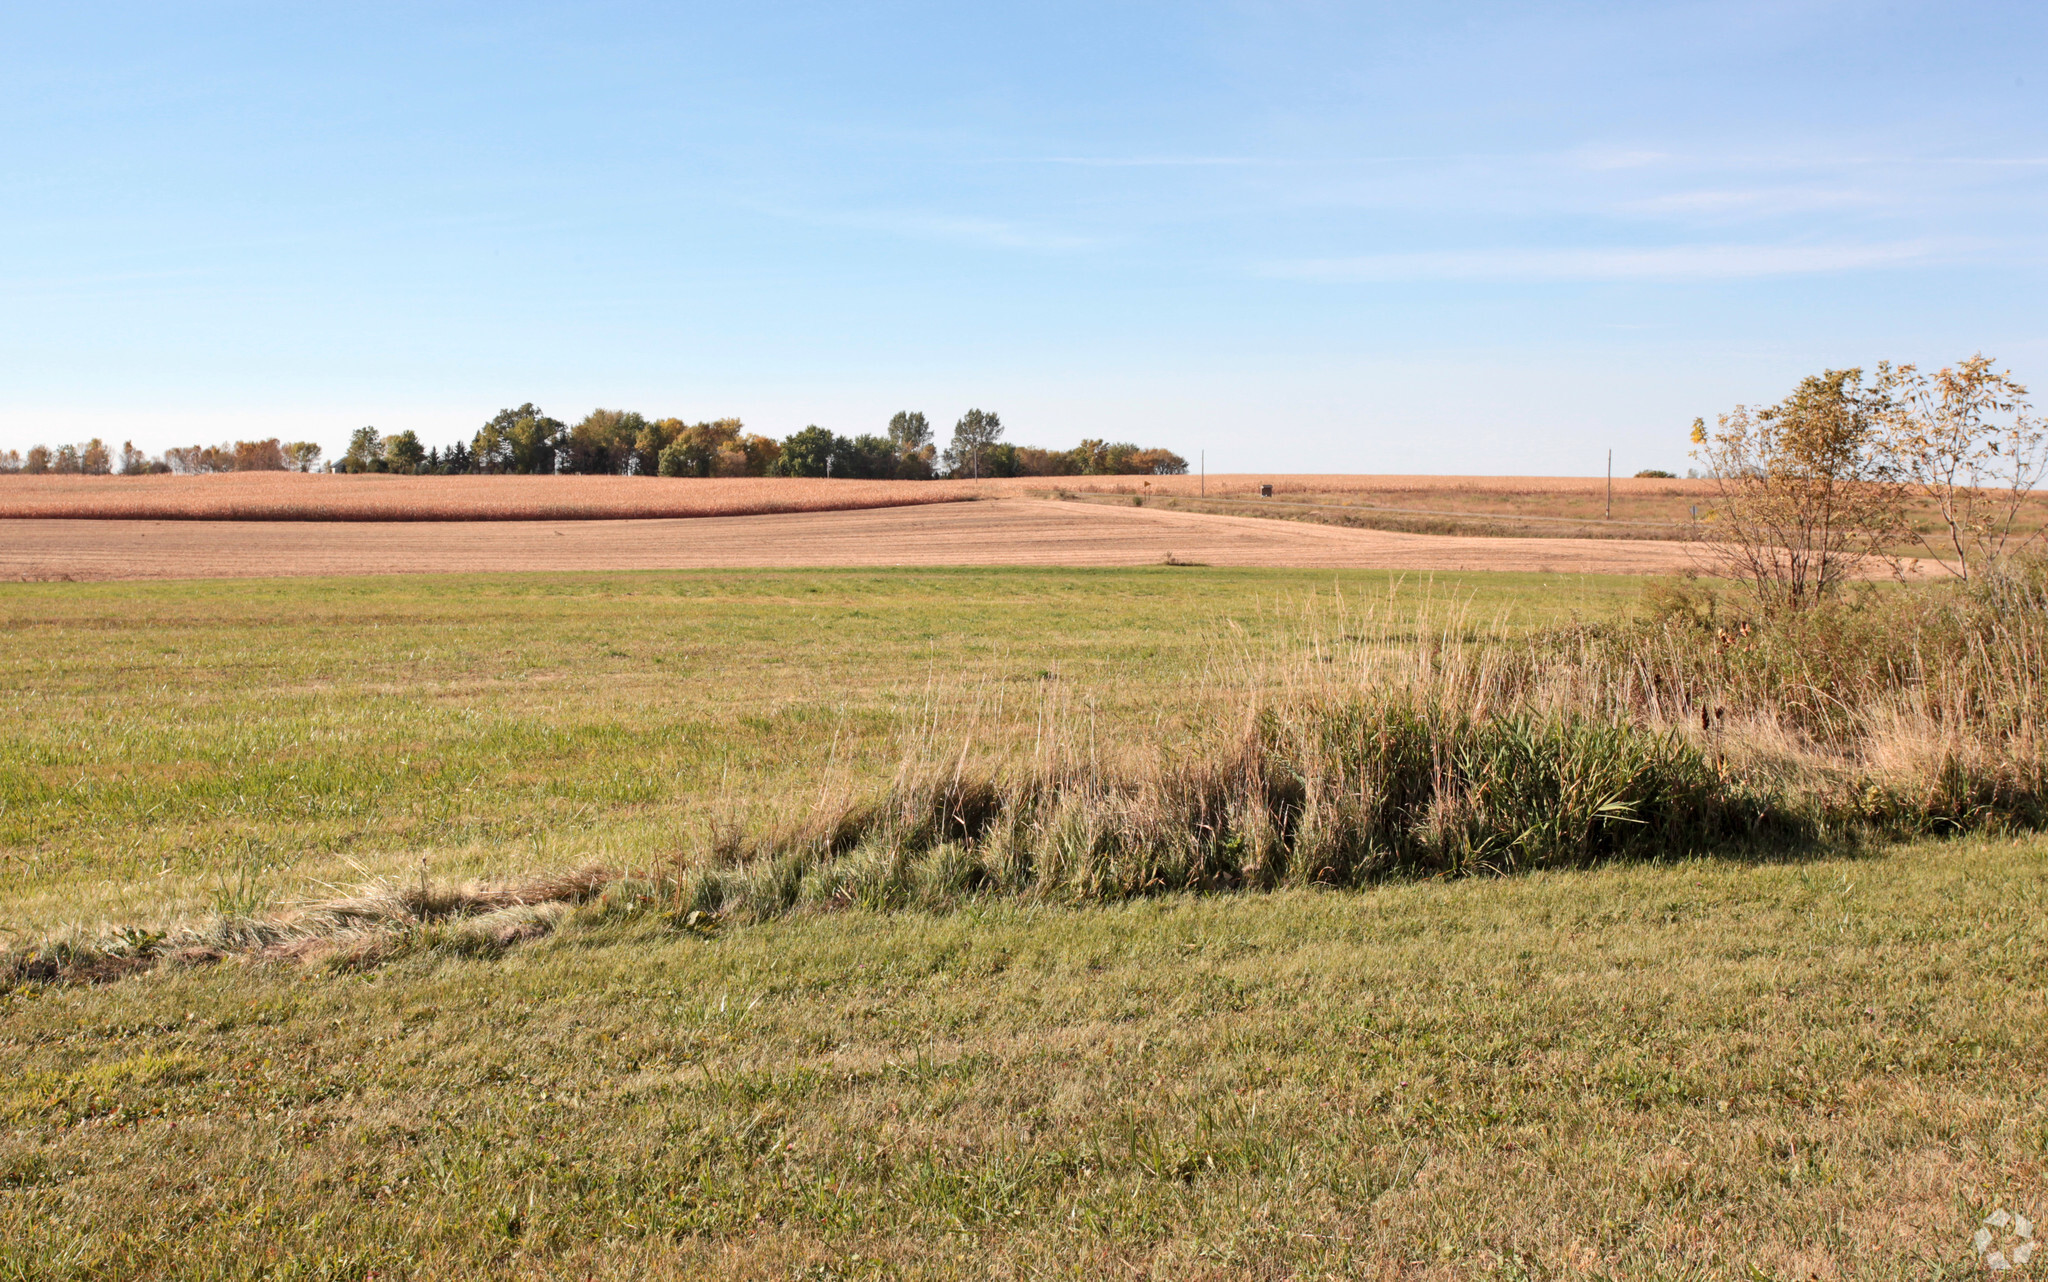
xmin=0 ymin=472 xmax=987 ymax=521
xmin=0 ymin=471 xmax=1706 ymax=522
xmin=0 ymin=497 xmax=1714 ymax=579
xmin=1007 ymin=472 xmax=1721 ymax=499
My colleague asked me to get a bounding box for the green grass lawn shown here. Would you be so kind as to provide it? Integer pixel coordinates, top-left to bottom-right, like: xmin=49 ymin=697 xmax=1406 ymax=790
xmin=2 ymin=568 xmax=2043 ymax=1279
xmin=4 ymin=836 xmax=2044 ymax=1279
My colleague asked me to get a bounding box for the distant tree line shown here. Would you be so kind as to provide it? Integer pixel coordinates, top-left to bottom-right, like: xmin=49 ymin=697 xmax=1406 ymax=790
xmin=336 ymin=404 xmax=1186 ymax=479
xmin=0 ymin=437 xmax=323 ymax=475
xmin=1 ymin=405 xmax=1187 ymax=480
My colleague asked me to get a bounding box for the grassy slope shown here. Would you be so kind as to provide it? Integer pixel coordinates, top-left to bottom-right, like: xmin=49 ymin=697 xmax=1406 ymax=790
xmin=0 ymin=568 xmax=1636 ymax=932
xmin=3 ymin=838 xmax=2044 ymax=1279
xmin=4 ymin=569 xmax=2045 ymax=1278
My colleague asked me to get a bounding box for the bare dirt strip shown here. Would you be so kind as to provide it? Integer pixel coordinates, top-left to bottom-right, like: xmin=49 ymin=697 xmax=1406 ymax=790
xmin=1 ymin=498 xmax=1719 ymax=580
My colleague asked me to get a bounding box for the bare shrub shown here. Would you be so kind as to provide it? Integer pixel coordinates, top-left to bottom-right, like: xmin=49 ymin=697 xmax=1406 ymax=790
xmin=0 ymin=864 xmax=619 ymax=988
xmin=1691 ymin=369 xmax=1907 ymax=612
xmin=1875 ymin=354 xmax=2046 ymax=578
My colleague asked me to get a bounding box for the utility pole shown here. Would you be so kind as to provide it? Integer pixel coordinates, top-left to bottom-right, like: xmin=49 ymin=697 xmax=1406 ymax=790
xmin=1605 ymin=449 xmax=1612 ymax=521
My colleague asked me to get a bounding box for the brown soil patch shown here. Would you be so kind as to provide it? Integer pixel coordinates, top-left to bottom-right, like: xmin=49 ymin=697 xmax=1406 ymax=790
xmin=1 ymin=498 xmax=1717 ymax=579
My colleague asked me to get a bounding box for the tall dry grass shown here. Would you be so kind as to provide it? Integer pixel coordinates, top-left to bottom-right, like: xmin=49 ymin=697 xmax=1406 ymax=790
xmin=661 ymin=567 xmax=2048 ymax=921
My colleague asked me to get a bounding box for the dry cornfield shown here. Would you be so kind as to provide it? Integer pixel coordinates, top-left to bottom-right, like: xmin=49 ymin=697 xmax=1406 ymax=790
xmin=0 ymin=471 xmax=1709 ymax=521
xmin=0 ymin=498 xmax=1715 ymax=580
xmin=0 ymin=472 xmax=989 ymax=521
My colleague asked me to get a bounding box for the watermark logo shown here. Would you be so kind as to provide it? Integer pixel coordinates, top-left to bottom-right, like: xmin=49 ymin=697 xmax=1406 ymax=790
xmin=1975 ymin=1209 xmax=2036 ymax=1271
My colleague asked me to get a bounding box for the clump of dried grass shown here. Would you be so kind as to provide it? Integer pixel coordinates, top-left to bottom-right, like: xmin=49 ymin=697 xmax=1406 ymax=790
xmin=0 ymin=866 xmax=617 ymax=988
xmin=666 ymin=681 xmax=1785 ymax=924
xmin=667 ymin=567 xmax=2048 ymax=921
xmin=1583 ymin=566 xmax=2048 ymax=826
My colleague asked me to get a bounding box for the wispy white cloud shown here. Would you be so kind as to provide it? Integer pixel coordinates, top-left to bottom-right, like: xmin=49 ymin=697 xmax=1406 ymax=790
xmin=1263 ymin=239 xmax=1973 ymax=283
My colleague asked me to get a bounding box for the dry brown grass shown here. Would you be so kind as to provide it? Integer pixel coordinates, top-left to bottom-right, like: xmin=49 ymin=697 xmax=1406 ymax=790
xmin=0 ymin=866 xmax=617 ymax=987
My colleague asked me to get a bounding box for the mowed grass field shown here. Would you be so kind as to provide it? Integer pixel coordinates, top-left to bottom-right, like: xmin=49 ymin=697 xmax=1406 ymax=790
xmin=0 ymin=568 xmax=1642 ymax=928
xmin=3 ymin=569 xmax=2045 ymax=1279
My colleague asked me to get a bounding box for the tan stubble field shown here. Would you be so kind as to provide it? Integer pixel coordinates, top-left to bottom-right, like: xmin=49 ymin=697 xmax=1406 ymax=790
xmin=1 ymin=497 xmax=1716 ymax=579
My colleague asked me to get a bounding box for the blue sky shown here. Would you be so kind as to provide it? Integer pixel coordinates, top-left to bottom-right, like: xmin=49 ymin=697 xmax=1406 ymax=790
xmin=3 ymin=1 xmax=2044 ymax=473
